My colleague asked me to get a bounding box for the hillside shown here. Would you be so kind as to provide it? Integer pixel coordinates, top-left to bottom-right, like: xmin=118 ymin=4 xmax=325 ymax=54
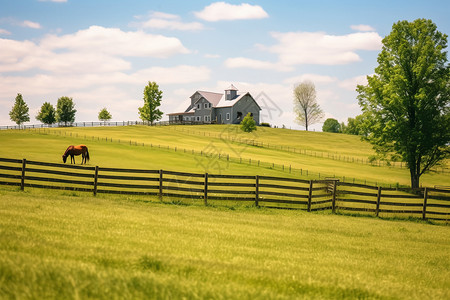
xmin=0 ymin=125 xmax=448 ymax=187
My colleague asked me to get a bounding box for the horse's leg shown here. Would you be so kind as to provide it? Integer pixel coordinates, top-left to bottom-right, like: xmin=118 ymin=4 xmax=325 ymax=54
xmin=81 ymin=154 xmax=84 ymax=165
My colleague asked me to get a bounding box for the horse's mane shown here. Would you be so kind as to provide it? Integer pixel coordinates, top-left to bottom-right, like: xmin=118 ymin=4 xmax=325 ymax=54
xmin=63 ymin=145 xmax=74 ymax=157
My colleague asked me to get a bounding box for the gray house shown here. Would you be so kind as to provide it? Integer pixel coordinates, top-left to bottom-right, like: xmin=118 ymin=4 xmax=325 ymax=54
xmin=168 ymin=85 xmax=261 ymax=125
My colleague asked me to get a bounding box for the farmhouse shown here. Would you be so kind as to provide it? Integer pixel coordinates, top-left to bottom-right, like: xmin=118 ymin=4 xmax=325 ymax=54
xmin=167 ymin=85 xmax=261 ymax=125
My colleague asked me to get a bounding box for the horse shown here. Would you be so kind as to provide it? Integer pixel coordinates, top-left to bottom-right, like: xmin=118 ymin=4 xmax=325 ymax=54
xmin=62 ymin=145 xmax=90 ymax=164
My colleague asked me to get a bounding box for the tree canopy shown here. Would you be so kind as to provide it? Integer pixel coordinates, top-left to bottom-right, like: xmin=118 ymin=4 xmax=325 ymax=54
xmin=139 ymin=81 xmax=163 ymax=125
xmin=98 ymin=108 xmax=112 ymax=122
xmin=293 ymin=81 xmax=323 ymax=131
xmin=36 ymin=102 xmax=56 ymax=125
xmin=240 ymin=113 xmax=257 ymax=133
xmin=357 ymin=19 xmax=450 ymax=189
xmin=9 ymin=93 xmax=30 ymax=127
xmin=56 ymin=96 xmax=77 ymax=126
xmin=322 ymin=118 xmax=341 ymax=133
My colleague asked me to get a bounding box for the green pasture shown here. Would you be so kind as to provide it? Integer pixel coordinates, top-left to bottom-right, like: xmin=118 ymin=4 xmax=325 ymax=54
xmin=0 ymin=188 xmax=449 ymax=299
xmin=0 ymin=125 xmax=448 ymax=187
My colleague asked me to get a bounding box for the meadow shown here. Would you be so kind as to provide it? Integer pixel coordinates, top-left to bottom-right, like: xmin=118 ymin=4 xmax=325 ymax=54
xmin=1 ymin=125 xmax=449 ymax=299
xmin=0 ymin=124 xmax=449 ymax=187
xmin=1 ymin=187 xmax=449 ymax=299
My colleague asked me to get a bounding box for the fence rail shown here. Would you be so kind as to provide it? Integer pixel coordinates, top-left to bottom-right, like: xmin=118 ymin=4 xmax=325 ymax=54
xmin=0 ymin=157 xmax=448 ymax=222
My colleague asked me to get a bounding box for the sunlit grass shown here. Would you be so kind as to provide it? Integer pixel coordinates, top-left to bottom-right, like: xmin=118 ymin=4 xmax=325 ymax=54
xmin=0 ymin=187 xmax=449 ymax=299
xmin=0 ymin=125 xmax=448 ymax=187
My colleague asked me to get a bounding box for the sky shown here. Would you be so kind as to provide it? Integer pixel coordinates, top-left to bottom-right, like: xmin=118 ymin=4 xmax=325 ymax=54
xmin=1 ymin=0 xmax=449 ymax=130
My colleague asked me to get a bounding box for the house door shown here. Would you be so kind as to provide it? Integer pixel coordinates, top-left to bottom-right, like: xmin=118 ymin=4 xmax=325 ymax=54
xmin=218 ymin=114 xmax=222 ymax=124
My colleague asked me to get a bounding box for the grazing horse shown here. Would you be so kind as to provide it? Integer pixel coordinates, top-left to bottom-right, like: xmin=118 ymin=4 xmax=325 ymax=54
xmin=62 ymin=145 xmax=90 ymax=164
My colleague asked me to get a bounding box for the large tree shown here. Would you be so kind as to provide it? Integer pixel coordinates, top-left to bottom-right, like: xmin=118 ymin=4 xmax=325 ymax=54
xmin=357 ymin=19 xmax=450 ymax=189
xmin=293 ymin=81 xmax=323 ymax=131
xmin=36 ymin=102 xmax=56 ymax=125
xmin=56 ymin=96 xmax=77 ymax=126
xmin=9 ymin=93 xmax=30 ymax=127
xmin=139 ymin=81 xmax=163 ymax=125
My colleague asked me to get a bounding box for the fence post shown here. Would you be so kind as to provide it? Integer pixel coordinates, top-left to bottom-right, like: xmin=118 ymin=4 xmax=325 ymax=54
xmin=422 ymin=188 xmax=428 ymax=220
xmin=20 ymin=158 xmax=26 ymax=191
xmin=159 ymin=170 xmax=163 ymax=201
xmin=204 ymin=173 xmax=208 ymax=206
xmin=307 ymin=180 xmax=313 ymax=212
xmin=331 ymin=180 xmax=337 ymax=214
xmin=93 ymin=166 xmax=99 ymax=196
xmin=255 ymin=175 xmax=259 ymax=207
xmin=375 ymin=186 xmax=382 ymax=217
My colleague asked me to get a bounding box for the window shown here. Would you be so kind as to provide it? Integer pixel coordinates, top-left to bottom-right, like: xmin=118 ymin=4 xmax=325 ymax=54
xmin=197 ymin=104 xmax=201 ymax=110
xmin=237 ymin=112 xmax=242 ymax=119
xmin=226 ymin=113 xmax=230 ymax=120
xmin=204 ymin=103 xmax=209 ymax=109
xmin=196 ymin=116 xmax=200 ymax=121
xmin=204 ymin=115 xmax=209 ymax=122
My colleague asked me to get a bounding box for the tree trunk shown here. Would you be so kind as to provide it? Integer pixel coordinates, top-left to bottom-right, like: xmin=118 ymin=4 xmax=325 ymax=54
xmin=410 ymin=168 xmax=420 ymax=189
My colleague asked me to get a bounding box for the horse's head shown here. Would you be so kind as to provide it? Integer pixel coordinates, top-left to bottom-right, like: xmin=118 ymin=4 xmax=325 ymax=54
xmin=62 ymin=155 xmax=67 ymax=163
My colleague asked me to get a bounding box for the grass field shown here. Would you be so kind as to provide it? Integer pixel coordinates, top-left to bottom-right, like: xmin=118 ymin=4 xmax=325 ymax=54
xmin=1 ymin=187 xmax=449 ymax=299
xmin=0 ymin=125 xmax=448 ymax=187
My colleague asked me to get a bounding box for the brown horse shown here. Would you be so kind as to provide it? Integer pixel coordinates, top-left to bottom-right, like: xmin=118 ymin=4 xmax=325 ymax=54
xmin=62 ymin=145 xmax=90 ymax=164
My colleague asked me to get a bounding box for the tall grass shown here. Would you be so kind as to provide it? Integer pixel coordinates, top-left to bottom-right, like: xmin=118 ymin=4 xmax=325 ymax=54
xmin=0 ymin=187 xmax=449 ymax=299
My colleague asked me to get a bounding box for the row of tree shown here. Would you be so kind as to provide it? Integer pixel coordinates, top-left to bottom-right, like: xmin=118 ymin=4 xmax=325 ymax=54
xmin=9 ymin=94 xmax=113 ymax=126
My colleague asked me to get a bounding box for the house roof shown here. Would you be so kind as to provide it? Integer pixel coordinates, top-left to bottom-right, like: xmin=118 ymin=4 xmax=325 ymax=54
xmin=215 ymin=92 xmax=262 ymax=110
xmin=225 ymin=84 xmax=238 ymax=91
xmin=194 ymin=91 xmax=223 ymax=107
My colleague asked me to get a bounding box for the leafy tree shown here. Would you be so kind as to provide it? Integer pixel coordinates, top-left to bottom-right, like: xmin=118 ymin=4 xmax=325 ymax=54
xmin=56 ymin=96 xmax=77 ymax=126
xmin=98 ymin=108 xmax=112 ymax=122
xmin=9 ymin=93 xmax=30 ymax=127
xmin=139 ymin=81 xmax=163 ymax=125
xmin=343 ymin=115 xmax=365 ymax=136
xmin=240 ymin=113 xmax=257 ymax=133
xmin=322 ymin=118 xmax=341 ymax=133
xmin=293 ymin=81 xmax=323 ymax=131
xmin=357 ymin=19 xmax=450 ymax=189
xmin=36 ymin=102 xmax=56 ymax=125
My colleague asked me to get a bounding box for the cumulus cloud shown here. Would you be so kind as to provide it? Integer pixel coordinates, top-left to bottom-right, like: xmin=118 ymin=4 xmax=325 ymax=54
xmin=0 ymin=29 xmax=11 ymax=35
xmin=269 ymin=31 xmax=382 ymax=65
xmin=284 ymin=74 xmax=338 ymax=85
xmin=133 ymin=11 xmax=204 ymax=31
xmin=338 ymin=75 xmax=369 ymax=91
xmin=195 ymin=2 xmax=268 ymax=21
xmin=224 ymin=57 xmax=292 ymax=72
xmin=22 ymin=20 xmax=42 ymax=29
xmin=41 ymin=26 xmax=190 ymax=57
xmin=351 ymin=24 xmax=376 ymax=32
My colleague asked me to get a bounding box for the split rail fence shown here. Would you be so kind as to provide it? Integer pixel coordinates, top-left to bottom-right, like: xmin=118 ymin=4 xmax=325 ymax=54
xmin=0 ymin=157 xmax=448 ymax=222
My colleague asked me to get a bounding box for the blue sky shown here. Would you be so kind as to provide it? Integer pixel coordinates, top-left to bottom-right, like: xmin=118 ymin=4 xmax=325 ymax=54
xmin=1 ymin=0 xmax=449 ymax=130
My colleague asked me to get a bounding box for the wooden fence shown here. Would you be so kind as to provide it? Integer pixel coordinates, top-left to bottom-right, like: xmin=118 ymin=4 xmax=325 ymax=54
xmin=0 ymin=157 xmax=448 ymax=222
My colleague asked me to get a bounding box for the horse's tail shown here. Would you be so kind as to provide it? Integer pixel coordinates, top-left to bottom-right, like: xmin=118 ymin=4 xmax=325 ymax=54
xmin=85 ymin=147 xmax=90 ymax=162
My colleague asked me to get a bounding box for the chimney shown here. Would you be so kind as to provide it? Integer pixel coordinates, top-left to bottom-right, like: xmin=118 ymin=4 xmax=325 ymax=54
xmin=225 ymin=84 xmax=238 ymax=100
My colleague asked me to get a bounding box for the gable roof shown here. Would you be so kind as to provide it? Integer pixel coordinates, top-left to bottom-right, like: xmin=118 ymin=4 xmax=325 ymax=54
xmin=215 ymin=92 xmax=262 ymax=110
xmin=194 ymin=91 xmax=223 ymax=107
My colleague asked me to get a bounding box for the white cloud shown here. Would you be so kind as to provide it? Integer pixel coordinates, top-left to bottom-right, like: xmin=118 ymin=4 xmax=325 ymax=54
xmin=224 ymin=57 xmax=292 ymax=72
xmin=195 ymin=2 xmax=268 ymax=21
xmin=284 ymin=74 xmax=338 ymax=85
xmin=269 ymin=31 xmax=382 ymax=65
xmin=204 ymin=53 xmax=220 ymax=58
xmin=41 ymin=26 xmax=189 ymax=58
xmin=351 ymin=24 xmax=376 ymax=32
xmin=338 ymin=75 xmax=369 ymax=91
xmin=132 ymin=65 xmax=211 ymax=85
xmin=22 ymin=20 xmax=41 ymax=29
xmin=134 ymin=11 xmax=204 ymax=31
xmin=0 ymin=29 xmax=11 ymax=35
